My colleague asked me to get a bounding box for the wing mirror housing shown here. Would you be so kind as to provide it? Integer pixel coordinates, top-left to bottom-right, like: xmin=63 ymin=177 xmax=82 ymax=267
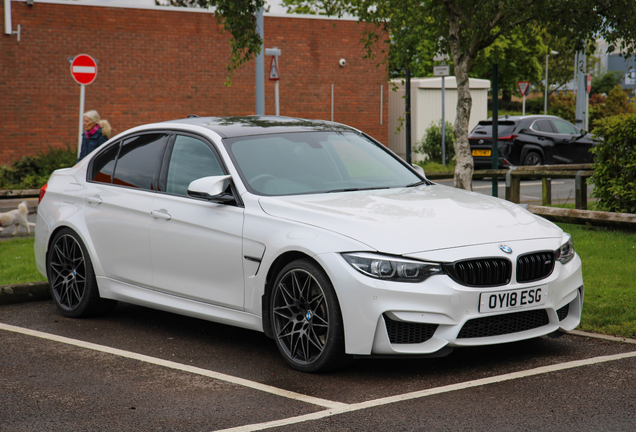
xmin=187 ymin=175 xmax=237 ymax=205
xmin=411 ymin=163 xmax=425 ymax=176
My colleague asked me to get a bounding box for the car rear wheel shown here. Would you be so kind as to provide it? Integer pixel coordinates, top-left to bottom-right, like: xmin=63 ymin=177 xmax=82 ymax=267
xmin=270 ymin=259 xmax=350 ymax=372
xmin=523 ymin=151 xmax=543 ymax=166
xmin=47 ymin=228 xmax=117 ymax=318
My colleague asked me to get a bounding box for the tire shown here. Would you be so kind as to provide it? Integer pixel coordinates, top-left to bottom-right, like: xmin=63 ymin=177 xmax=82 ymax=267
xmin=523 ymin=151 xmax=543 ymax=166
xmin=270 ymin=259 xmax=350 ymax=372
xmin=47 ymin=228 xmax=117 ymax=318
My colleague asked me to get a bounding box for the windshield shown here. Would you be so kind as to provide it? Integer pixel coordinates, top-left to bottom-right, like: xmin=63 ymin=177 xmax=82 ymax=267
xmin=224 ymin=131 xmax=423 ymax=196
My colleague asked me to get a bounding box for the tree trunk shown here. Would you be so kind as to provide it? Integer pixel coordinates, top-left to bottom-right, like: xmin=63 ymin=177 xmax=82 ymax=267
xmin=452 ymin=59 xmax=474 ymax=190
xmin=445 ymin=0 xmax=475 ymax=191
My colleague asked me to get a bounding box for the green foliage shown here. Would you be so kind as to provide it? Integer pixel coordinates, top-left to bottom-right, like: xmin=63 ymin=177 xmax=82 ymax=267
xmin=590 ymin=113 xmax=636 ymax=214
xmin=548 ymin=92 xmax=576 ymax=123
xmin=525 ymin=97 xmax=545 ymax=114
xmin=591 ymin=70 xmax=624 ymax=96
xmin=0 ymin=146 xmax=76 ymax=190
xmin=414 ymin=120 xmax=456 ymax=164
xmin=471 ymin=27 xmax=545 ymax=100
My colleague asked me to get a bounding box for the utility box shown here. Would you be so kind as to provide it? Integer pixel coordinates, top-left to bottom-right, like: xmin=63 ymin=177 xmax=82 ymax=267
xmin=388 ymin=77 xmax=491 ymax=161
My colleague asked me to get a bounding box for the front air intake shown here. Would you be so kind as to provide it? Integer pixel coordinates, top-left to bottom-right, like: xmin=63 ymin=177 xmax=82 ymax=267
xmin=444 ymin=258 xmax=511 ymax=287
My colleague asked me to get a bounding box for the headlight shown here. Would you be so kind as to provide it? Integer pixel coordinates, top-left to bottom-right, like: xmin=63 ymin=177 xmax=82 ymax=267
xmin=342 ymin=252 xmax=442 ymax=283
xmin=555 ymin=233 xmax=575 ymax=264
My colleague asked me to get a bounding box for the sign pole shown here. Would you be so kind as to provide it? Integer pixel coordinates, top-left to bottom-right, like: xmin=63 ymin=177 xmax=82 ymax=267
xmin=266 ymin=47 xmax=281 ymax=116
xmin=441 ymin=61 xmax=446 ymax=166
xmin=433 ymin=62 xmax=450 ymax=166
xmin=522 ymin=93 xmax=526 ymax=115
xmin=78 ymin=84 xmax=85 ymax=158
xmin=275 ymin=80 xmax=280 ymax=116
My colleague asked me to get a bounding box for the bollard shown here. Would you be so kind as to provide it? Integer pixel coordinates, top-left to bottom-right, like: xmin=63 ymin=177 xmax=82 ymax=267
xmin=575 ymin=171 xmax=587 ymax=210
xmin=542 ymin=178 xmax=552 ymax=206
xmin=505 ymin=167 xmax=520 ymax=203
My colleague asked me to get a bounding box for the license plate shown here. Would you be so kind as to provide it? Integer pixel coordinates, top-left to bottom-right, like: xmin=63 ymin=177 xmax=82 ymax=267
xmin=472 ymin=149 xmax=491 ymax=157
xmin=479 ymin=286 xmax=547 ymax=313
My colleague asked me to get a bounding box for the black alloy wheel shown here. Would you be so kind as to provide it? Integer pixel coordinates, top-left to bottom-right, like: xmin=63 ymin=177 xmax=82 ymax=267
xmin=47 ymin=228 xmax=116 ymax=317
xmin=523 ymin=151 xmax=543 ymax=166
xmin=270 ymin=259 xmax=349 ymax=372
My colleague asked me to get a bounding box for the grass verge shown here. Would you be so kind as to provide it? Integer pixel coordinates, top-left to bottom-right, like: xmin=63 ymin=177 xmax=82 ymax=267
xmin=1 ymin=228 xmax=634 ymax=339
xmin=556 ymin=223 xmax=636 ymax=339
xmin=0 ymin=237 xmax=47 ymax=285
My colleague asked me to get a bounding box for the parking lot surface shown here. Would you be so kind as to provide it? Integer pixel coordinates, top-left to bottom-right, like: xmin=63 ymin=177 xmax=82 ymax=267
xmin=2 ymin=300 xmax=635 ymax=431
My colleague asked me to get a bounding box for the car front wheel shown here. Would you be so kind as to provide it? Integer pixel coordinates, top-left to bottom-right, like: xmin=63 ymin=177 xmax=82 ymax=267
xmin=47 ymin=228 xmax=117 ymax=318
xmin=270 ymin=259 xmax=350 ymax=372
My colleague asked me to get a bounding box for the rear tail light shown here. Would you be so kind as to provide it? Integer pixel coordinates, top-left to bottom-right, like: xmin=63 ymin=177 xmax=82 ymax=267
xmin=38 ymin=183 xmax=47 ymax=204
xmin=498 ymin=134 xmax=518 ymax=141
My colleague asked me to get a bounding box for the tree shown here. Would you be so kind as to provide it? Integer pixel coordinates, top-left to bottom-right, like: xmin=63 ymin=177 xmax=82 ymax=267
xmin=470 ymin=27 xmax=545 ymax=104
xmin=282 ymin=0 xmax=636 ymax=190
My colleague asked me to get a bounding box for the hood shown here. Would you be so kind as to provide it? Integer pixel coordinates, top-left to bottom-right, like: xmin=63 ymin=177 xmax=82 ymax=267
xmin=258 ymin=185 xmax=562 ymax=254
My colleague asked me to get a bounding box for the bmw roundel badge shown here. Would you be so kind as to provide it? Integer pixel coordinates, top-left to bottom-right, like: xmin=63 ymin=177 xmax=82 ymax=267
xmin=499 ymin=244 xmax=512 ymax=254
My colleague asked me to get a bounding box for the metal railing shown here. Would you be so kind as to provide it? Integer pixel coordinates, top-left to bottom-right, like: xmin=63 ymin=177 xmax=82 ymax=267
xmin=426 ymin=164 xmax=593 ymax=209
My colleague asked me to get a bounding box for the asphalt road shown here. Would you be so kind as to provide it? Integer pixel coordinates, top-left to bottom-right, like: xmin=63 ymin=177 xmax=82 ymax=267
xmin=2 ymin=300 xmax=635 ymax=431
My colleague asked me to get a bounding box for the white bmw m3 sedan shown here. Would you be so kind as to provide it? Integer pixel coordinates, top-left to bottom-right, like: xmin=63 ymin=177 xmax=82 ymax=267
xmin=34 ymin=116 xmax=584 ymax=372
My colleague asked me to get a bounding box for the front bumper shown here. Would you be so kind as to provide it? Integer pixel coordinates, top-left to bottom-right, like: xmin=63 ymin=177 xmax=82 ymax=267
xmin=316 ymin=240 xmax=584 ymax=356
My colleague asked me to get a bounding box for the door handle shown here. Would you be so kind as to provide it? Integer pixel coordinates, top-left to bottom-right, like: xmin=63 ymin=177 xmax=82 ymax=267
xmin=151 ymin=209 xmax=171 ymax=220
xmin=86 ymin=195 xmax=102 ymax=204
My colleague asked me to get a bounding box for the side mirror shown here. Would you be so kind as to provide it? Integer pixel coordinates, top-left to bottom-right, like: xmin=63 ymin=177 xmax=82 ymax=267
xmin=411 ymin=163 xmax=425 ymax=176
xmin=187 ymin=175 xmax=237 ymax=205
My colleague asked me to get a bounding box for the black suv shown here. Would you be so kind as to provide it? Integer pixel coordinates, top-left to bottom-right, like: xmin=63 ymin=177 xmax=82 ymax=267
xmin=469 ymin=115 xmax=597 ymax=169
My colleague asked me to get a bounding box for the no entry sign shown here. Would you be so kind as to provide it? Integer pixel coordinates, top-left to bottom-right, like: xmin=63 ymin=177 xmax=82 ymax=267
xmin=71 ymin=54 xmax=97 ymax=85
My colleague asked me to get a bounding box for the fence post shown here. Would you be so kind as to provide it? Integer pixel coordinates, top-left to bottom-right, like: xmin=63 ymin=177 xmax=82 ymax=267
xmin=575 ymin=171 xmax=587 ymax=210
xmin=542 ymin=178 xmax=552 ymax=206
xmin=505 ymin=167 xmax=520 ymax=203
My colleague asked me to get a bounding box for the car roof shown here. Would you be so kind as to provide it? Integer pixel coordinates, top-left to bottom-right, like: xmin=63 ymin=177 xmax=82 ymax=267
xmin=164 ymin=115 xmax=357 ymax=138
xmin=482 ymin=114 xmax=563 ymax=122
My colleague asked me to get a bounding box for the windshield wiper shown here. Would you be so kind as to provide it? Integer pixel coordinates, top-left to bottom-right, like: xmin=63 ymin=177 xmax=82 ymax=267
xmin=406 ymin=180 xmax=428 ymax=187
xmin=326 ymin=186 xmax=390 ymax=193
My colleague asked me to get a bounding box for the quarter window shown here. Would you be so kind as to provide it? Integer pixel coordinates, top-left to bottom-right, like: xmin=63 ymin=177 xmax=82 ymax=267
xmin=166 ymin=135 xmax=224 ymax=196
xmin=91 ymin=143 xmax=120 ymax=184
xmin=112 ymin=134 xmax=167 ymax=190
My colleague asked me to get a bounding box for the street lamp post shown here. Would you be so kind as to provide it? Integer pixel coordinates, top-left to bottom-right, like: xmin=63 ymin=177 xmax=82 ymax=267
xmin=544 ymin=50 xmax=559 ymax=115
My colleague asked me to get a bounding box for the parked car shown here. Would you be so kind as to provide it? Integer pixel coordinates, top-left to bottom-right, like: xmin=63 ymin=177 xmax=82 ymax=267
xmin=35 ymin=116 xmax=584 ymax=372
xmin=469 ymin=115 xmax=597 ymax=169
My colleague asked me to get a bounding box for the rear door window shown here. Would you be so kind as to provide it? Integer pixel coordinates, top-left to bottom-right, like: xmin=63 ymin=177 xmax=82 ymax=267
xmin=112 ymin=133 xmax=168 ymax=190
xmin=532 ymin=120 xmax=555 ymax=133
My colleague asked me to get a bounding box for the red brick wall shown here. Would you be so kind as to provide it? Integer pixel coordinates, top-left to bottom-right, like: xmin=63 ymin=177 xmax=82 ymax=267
xmin=0 ymin=2 xmax=389 ymax=165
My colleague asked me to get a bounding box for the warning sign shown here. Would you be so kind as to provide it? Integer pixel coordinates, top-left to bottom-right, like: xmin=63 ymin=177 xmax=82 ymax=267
xmin=517 ymin=81 xmax=530 ymax=96
xmin=269 ymin=56 xmax=280 ymax=81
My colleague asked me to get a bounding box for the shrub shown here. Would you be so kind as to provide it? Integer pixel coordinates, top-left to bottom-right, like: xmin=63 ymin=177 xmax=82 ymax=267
xmin=549 ymin=92 xmax=576 ymax=123
xmin=590 ymin=113 xmax=636 ymax=214
xmin=414 ymin=120 xmax=456 ymax=164
xmin=0 ymin=146 xmax=77 ymax=190
xmin=525 ymin=97 xmax=544 ymax=114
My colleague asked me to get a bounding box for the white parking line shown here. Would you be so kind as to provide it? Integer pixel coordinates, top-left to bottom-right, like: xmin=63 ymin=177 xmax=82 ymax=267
xmin=0 ymin=323 xmax=347 ymax=410
xmin=3 ymin=322 xmax=636 ymax=432
xmin=221 ymin=350 xmax=636 ymax=432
